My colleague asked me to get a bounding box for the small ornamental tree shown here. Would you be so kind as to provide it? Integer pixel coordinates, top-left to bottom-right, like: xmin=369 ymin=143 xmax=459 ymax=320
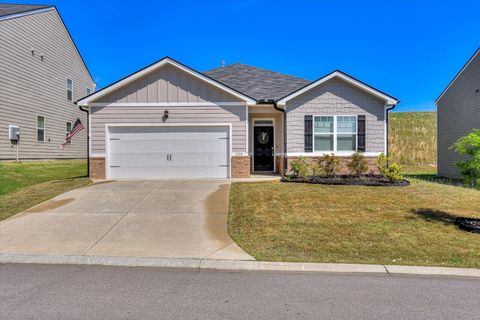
xmin=451 ymin=129 xmax=480 ymax=188
xmin=319 ymin=154 xmax=340 ymax=176
xmin=347 ymin=152 xmax=368 ymax=176
xmin=377 ymin=153 xmax=403 ymax=182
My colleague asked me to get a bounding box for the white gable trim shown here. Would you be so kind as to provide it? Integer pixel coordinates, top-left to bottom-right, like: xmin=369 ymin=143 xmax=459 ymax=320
xmin=77 ymin=58 xmax=256 ymax=106
xmin=277 ymin=71 xmax=399 ymax=106
xmin=435 ymin=48 xmax=480 ymax=105
xmin=0 ymin=7 xmax=54 ymax=21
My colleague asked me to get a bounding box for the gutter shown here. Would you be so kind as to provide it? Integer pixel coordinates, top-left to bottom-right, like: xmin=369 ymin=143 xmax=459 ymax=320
xmin=76 ymin=103 xmax=90 ymax=178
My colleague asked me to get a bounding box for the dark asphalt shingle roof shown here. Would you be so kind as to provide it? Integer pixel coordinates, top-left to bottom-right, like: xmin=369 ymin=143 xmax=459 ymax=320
xmin=0 ymin=3 xmax=51 ymax=18
xmin=204 ymin=63 xmax=311 ymax=101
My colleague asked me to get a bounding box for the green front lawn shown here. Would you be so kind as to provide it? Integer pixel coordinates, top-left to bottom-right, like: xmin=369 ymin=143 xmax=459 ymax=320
xmin=0 ymin=160 xmax=90 ymax=221
xmin=228 ymin=179 xmax=480 ymax=268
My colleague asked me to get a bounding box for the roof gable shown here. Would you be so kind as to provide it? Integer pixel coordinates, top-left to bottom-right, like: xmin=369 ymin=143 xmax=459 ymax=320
xmin=204 ymin=63 xmax=311 ymax=101
xmin=0 ymin=5 xmax=94 ymax=83
xmin=277 ymin=70 xmax=399 ymax=106
xmin=0 ymin=4 xmax=51 ymax=19
xmin=78 ymin=57 xmax=256 ymax=106
xmin=95 ymin=63 xmax=245 ymax=104
xmin=436 ymin=48 xmax=480 ymax=104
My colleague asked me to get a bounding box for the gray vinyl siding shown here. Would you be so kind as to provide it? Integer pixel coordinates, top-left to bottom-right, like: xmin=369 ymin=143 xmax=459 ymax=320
xmin=0 ymin=9 xmax=94 ymax=160
xmin=437 ymin=52 xmax=480 ymax=179
xmin=91 ymin=105 xmax=247 ymax=154
xmin=285 ymin=78 xmax=386 ymax=153
xmin=96 ymin=65 xmax=242 ymax=104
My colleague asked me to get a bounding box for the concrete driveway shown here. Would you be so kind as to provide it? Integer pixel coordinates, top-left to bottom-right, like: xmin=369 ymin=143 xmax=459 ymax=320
xmin=0 ymin=180 xmax=253 ymax=260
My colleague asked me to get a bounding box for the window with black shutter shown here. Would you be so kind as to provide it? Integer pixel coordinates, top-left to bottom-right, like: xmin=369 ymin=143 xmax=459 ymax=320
xmin=304 ymin=115 xmax=313 ymax=152
xmin=357 ymin=115 xmax=366 ymax=152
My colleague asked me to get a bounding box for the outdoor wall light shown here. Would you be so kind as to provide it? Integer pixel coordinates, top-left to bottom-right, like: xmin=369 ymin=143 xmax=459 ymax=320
xmin=162 ymin=109 xmax=169 ymax=122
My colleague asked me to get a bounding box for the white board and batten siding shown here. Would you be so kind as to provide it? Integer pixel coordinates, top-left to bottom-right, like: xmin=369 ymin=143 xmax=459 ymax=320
xmin=89 ymin=63 xmax=248 ymax=179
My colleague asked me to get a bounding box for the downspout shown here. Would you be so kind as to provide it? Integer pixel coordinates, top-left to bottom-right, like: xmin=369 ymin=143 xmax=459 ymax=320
xmin=273 ymin=101 xmax=287 ymax=176
xmin=77 ymin=103 xmax=90 ymax=178
xmin=385 ymin=104 xmax=397 ymax=156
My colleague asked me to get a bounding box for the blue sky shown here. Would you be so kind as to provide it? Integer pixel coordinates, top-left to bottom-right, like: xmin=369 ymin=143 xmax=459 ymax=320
xmin=16 ymin=0 xmax=480 ymax=111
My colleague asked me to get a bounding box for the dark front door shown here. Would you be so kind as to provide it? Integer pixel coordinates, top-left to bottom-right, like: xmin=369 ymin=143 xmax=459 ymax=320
xmin=253 ymin=126 xmax=274 ymax=172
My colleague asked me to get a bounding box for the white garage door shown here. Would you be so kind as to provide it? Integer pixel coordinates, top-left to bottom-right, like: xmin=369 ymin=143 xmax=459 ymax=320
xmin=107 ymin=126 xmax=230 ymax=179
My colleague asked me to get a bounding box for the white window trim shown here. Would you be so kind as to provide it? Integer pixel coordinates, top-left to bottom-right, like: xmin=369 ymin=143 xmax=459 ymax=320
xmin=251 ymin=118 xmax=275 ymax=173
xmin=66 ymin=78 xmax=73 ymax=101
xmin=313 ymin=115 xmax=357 ymax=153
xmin=36 ymin=115 xmax=45 ymax=143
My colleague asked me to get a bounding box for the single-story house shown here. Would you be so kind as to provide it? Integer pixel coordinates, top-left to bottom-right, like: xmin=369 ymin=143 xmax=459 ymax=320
xmin=436 ymin=47 xmax=480 ymax=179
xmin=76 ymin=57 xmax=399 ymax=179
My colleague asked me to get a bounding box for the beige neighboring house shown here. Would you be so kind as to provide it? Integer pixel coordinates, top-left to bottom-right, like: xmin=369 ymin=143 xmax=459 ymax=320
xmin=436 ymin=48 xmax=480 ymax=178
xmin=77 ymin=57 xmax=399 ymax=179
xmin=0 ymin=4 xmax=94 ymax=161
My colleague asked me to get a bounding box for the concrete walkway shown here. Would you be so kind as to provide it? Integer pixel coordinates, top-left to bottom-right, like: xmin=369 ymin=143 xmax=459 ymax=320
xmin=0 ymin=180 xmax=254 ymax=261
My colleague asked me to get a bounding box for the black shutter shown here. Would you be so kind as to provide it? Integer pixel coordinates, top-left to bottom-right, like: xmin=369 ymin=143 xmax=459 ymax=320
xmin=304 ymin=115 xmax=313 ymax=152
xmin=357 ymin=115 xmax=366 ymax=152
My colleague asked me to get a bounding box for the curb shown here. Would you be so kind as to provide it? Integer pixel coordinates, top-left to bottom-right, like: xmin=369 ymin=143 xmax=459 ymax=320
xmin=1 ymin=253 xmax=479 ymax=278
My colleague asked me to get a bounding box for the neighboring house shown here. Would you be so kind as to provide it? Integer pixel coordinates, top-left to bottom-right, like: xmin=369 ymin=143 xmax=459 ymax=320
xmin=436 ymin=48 xmax=480 ymax=179
xmin=77 ymin=57 xmax=399 ymax=179
xmin=0 ymin=4 xmax=94 ymax=161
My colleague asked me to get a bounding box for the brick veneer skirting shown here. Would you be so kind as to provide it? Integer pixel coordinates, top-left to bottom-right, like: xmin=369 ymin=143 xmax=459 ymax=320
xmin=286 ymin=156 xmax=379 ymax=175
xmin=231 ymin=156 xmax=251 ymax=178
xmin=90 ymin=157 xmax=106 ymax=179
xmin=276 ymin=155 xmax=285 ymax=176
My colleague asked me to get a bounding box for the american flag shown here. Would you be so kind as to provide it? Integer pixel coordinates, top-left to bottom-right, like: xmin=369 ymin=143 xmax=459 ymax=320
xmin=60 ymin=118 xmax=85 ymax=149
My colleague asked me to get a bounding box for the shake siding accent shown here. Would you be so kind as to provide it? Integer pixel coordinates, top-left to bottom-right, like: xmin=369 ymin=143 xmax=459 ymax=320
xmin=285 ymin=78 xmax=386 ymax=153
xmin=0 ymin=10 xmax=93 ymax=160
xmin=91 ymin=105 xmax=247 ymax=154
xmin=437 ymin=52 xmax=480 ymax=178
xmin=96 ymin=65 xmax=241 ymax=104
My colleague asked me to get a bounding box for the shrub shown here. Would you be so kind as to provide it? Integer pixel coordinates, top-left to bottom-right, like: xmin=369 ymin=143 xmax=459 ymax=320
xmin=290 ymin=157 xmax=309 ymax=177
xmin=347 ymin=152 xmax=368 ymax=176
xmin=311 ymin=163 xmax=324 ymax=177
xmin=451 ymin=129 xmax=480 ymax=188
xmin=377 ymin=153 xmax=403 ymax=182
xmin=319 ymin=154 xmax=340 ymax=176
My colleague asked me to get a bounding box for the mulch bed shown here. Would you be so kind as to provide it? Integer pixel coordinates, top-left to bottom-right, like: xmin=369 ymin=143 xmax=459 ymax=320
xmin=282 ymin=174 xmax=410 ymax=187
xmin=455 ymin=217 xmax=480 ymax=234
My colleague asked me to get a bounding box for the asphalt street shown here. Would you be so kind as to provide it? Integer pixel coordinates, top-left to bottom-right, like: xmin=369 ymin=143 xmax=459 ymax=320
xmin=1 ymin=263 xmax=479 ymax=319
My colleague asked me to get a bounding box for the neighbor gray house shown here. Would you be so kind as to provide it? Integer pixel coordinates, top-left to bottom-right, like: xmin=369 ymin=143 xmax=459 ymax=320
xmin=0 ymin=4 xmax=94 ymax=161
xmin=436 ymin=48 xmax=480 ymax=178
xmin=77 ymin=57 xmax=399 ymax=179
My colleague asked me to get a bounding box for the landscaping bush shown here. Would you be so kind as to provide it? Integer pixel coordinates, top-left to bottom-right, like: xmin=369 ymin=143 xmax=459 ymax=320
xmin=347 ymin=152 xmax=368 ymax=176
xmin=451 ymin=129 xmax=480 ymax=188
xmin=377 ymin=153 xmax=403 ymax=182
xmin=311 ymin=163 xmax=324 ymax=177
xmin=290 ymin=157 xmax=309 ymax=177
xmin=319 ymin=154 xmax=340 ymax=176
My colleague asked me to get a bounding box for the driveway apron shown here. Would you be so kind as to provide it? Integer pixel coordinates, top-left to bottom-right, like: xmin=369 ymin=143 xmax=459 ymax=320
xmin=0 ymin=180 xmax=254 ymax=260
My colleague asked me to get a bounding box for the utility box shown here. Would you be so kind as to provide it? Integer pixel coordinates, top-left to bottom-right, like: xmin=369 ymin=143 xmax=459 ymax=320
xmin=9 ymin=125 xmax=20 ymax=141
